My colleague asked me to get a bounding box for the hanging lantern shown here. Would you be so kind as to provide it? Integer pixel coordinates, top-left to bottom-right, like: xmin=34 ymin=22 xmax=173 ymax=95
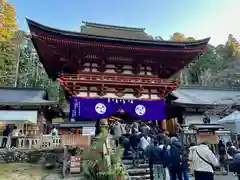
xmin=203 ymin=115 xmax=211 ymax=124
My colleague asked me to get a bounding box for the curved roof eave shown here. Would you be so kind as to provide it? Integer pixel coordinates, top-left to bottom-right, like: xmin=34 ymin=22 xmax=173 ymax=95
xmin=26 ymin=18 xmax=210 ymax=48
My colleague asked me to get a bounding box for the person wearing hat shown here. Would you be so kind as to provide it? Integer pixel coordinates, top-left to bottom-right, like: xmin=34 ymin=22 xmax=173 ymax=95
xmin=189 ymin=141 xmax=219 ymax=180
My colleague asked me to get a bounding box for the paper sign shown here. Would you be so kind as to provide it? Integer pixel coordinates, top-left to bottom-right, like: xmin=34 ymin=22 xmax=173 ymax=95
xmin=70 ymin=156 xmax=81 ymax=173
xmin=82 ymin=127 xmax=96 ymax=136
xmin=197 ymin=134 xmax=219 ymax=144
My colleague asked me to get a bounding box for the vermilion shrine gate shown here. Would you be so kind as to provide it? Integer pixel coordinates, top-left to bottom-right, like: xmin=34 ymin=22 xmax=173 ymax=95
xmin=27 ymin=19 xmax=209 ymax=126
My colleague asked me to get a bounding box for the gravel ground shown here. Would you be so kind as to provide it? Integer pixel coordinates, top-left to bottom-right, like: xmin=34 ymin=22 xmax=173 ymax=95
xmin=42 ymin=172 xmax=83 ymax=180
xmin=0 ymin=163 xmax=47 ymax=180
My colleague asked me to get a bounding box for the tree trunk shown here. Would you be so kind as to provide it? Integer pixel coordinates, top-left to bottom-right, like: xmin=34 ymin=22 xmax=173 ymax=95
xmin=179 ymin=71 xmax=185 ymax=85
xmin=14 ymin=44 xmax=20 ymax=87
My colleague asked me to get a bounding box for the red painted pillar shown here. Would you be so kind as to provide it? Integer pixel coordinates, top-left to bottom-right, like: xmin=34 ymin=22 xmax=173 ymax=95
xmin=162 ymin=119 xmax=167 ymax=130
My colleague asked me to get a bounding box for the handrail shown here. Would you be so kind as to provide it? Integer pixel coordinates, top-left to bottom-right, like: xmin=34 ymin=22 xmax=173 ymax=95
xmin=59 ymin=73 xmax=178 ymax=83
xmin=58 ymin=75 xmax=178 ymax=88
xmin=59 ymin=72 xmax=160 ymax=79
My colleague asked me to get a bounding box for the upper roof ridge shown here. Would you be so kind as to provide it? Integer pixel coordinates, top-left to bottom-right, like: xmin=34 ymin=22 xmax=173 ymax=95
xmin=82 ymin=21 xmax=146 ymax=32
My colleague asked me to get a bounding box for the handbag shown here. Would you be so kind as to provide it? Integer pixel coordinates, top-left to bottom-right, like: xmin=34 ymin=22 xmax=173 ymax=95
xmin=196 ymin=150 xmax=216 ymax=171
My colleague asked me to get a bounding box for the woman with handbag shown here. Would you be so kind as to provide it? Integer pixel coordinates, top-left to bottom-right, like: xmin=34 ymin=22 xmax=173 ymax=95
xmin=189 ymin=142 xmax=219 ymax=180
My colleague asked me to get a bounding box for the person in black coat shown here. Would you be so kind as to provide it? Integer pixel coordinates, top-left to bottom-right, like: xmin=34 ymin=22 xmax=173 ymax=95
xmin=148 ymin=141 xmax=166 ymax=180
xmin=218 ymin=140 xmax=227 ymax=174
xmin=168 ymin=137 xmax=183 ymax=180
xmin=1 ymin=125 xmax=10 ymax=148
xmin=181 ymin=145 xmax=190 ymax=180
xmin=129 ymin=128 xmax=141 ymax=166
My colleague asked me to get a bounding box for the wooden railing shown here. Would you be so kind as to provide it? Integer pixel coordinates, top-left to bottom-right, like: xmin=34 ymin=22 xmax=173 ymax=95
xmin=0 ymin=135 xmax=91 ymax=151
xmin=59 ymin=73 xmax=178 ymax=85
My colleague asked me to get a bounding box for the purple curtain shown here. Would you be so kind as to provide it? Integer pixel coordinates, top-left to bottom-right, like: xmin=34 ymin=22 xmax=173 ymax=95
xmin=69 ymin=97 xmax=165 ymax=121
xmin=69 ymin=98 xmax=120 ymax=119
xmin=122 ymin=99 xmax=165 ymax=120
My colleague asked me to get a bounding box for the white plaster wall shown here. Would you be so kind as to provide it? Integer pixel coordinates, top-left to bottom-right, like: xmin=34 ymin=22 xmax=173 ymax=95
xmin=139 ymin=71 xmax=145 ymax=75
xmin=123 ymin=70 xmax=132 ymax=74
xmin=123 ymin=65 xmax=132 ymax=75
xmin=81 ymin=64 xmax=153 ymax=75
xmin=106 ymin=69 xmax=115 ymax=73
xmin=83 ymin=68 xmax=90 ymax=72
xmin=92 ymin=68 xmax=98 ymax=72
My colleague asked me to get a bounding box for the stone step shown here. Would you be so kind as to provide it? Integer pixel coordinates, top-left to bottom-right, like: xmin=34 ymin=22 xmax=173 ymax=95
xmin=122 ymin=159 xmax=146 ymax=165
xmin=127 ymin=167 xmax=150 ymax=175
xmin=123 ymin=155 xmax=150 ymax=180
xmin=122 ymin=156 xmax=134 ymax=160
xmin=130 ymin=174 xmax=150 ymax=180
xmin=123 ymin=152 xmax=144 ymax=160
xmin=124 ymin=163 xmax=149 ymax=169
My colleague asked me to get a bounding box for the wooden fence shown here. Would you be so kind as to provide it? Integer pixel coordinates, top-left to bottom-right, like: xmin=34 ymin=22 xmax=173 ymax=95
xmin=0 ymin=134 xmax=91 ymax=151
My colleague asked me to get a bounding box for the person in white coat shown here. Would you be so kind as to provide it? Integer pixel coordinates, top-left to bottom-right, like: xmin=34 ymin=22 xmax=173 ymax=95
xmin=189 ymin=142 xmax=219 ymax=180
xmin=188 ymin=143 xmax=198 ymax=175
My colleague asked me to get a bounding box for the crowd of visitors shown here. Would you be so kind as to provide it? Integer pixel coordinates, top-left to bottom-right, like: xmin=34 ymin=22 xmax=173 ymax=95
xmin=2 ymin=120 xmax=240 ymax=180
xmin=109 ymin=121 xmax=240 ymax=180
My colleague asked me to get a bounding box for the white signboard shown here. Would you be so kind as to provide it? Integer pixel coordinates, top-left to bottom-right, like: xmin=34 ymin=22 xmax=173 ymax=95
xmin=82 ymin=127 xmax=96 ymax=136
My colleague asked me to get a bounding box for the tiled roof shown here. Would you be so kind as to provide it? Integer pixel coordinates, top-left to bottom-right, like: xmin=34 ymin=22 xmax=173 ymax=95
xmin=172 ymin=86 xmax=240 ymax=105
xmin=0 ymin=88 xmax=56 ymax=105
xmin=189 ymin=123 xmax=224 ymax=130
xmin=81 ymin=21 xmax=152 ymax=40
xmin=219 ymin=110 xmax=240 ymax=123
xmin=26 ymin=19 xmax=210 ymax=80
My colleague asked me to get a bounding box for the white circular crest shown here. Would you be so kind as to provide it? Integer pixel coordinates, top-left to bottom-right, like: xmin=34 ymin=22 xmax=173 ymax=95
xmin=135 ymin=104 xmax=146 ymax=116
xmin=95 ymin=103 xmax=107 ymax=114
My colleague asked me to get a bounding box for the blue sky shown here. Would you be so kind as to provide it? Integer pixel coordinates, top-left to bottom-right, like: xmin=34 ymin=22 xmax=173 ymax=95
xmin=9 ymin=0 xmax=240 ymax=45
